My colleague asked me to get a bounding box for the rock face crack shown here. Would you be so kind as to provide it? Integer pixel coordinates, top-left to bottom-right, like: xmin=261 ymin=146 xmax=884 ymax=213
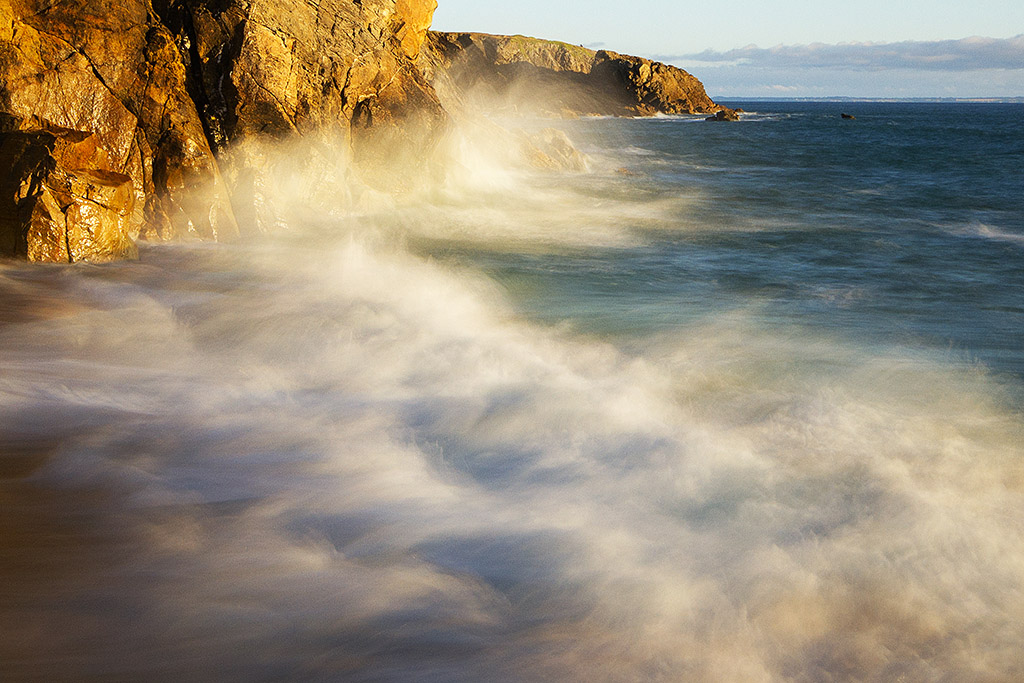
xmin=246 ymin=76 xmax=297 ymax=126
xmin=19 ymin=23 xmax=117 ymax=99
xmin=22 ymin=0 xmax=71 ymax=20
xmin=16 ymin=21 xmax=157 ymax=159
xmin=151 ymin=0 xmax=231 ymax=151
xmin=62 ymin=208 xmax=72 ymax=261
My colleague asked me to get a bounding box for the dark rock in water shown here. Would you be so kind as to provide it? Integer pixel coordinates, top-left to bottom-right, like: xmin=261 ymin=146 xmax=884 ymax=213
xmin=706 ymin=109 xmax=740 ymax=122
xmin=419 ymin=32 xmax=730 ymax=118
xmin=842 ymin=113 xmax=856 ymax=119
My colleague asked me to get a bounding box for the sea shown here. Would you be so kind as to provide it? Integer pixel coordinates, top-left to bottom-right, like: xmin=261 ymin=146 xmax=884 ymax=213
xmin=1 ymin=101 xmax=1022 ymax=681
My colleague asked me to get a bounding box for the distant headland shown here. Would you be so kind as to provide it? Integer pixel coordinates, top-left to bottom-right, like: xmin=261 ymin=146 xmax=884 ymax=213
xmin=419 ymin=32 xmax=730 ymax=118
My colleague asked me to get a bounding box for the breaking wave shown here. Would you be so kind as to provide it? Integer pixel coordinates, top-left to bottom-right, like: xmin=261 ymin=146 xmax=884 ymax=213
xmin=2 ymin=117 xmax=1023 ymax=682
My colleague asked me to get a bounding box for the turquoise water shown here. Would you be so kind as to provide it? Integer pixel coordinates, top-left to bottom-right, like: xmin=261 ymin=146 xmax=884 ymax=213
xmin=1 ymin=103 xmax=1022 ymax=680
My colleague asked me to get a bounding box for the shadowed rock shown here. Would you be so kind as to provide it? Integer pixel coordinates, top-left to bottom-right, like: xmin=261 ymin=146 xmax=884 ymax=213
xmin=706 ymin=109 xmax=740 ymax=122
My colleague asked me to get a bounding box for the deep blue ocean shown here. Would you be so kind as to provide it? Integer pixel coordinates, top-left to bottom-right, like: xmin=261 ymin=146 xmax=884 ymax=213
xmin=1 ymin=102 xmax=1022 ymax=680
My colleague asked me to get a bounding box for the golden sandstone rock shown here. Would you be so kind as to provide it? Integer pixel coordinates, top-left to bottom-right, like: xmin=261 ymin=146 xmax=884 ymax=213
xmin=0 ymin=122 xmax=137 ymax=262
xmin=0 ymin=0 xmax=237 ymax=257
xmin=394 ymin=0 xmax=437 ymax=59
xmin=31 ymin=169 xmax=138 ymax=263
xmin=0 ymin=0 xmax=444 ymax=260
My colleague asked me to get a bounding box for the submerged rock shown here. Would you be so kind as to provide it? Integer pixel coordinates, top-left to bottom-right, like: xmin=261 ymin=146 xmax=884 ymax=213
xmin=522 ymin=128 xmax=589 ymax=172
xmin=706 ymin=109 xmax=740 ymax=122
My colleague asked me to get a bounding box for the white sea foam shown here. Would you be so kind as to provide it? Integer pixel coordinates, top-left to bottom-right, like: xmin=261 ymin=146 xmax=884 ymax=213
xmin=1 ymin=135 xmax=1023 ymax=681
xmin=955 ymin=221 xmax=1024 ymax=246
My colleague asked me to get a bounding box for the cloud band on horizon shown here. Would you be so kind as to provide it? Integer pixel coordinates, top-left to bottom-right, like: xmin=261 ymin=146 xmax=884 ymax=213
xmin=660 ymin=35 xmax=1024 ymax=72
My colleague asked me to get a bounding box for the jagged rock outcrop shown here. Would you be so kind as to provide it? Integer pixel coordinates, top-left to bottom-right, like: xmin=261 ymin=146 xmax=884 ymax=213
xmin=0 ymin=0 xmax=238 ymax=254
xmin=152 ymin=0 xmax=448 ymax=199
xmin=420 ymin=32 xmax=732 ymax=118
xmin=0 ymin=117 xmax=138 ymax=261
xmin=153 ymin=0 xmax=444 ymax=146
xmin=594 ymin=50 xmax=724 ymax=116
xmin=0 ymin=0 xmax=446 ymax=261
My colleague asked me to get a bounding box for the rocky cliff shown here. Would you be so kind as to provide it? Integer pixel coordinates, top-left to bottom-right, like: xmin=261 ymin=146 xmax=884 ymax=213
xmin=0 ymin=0 xmax=444 ymax=261
xmin=153 ymin=0 xmax=445 ymax=180
xmin=1 ymin=3 xmax=727 ymax=263
xmin=420 ymin=32 xmax=730 ymax=118
xmin=0 ymin=0 xmax=238 ymax=258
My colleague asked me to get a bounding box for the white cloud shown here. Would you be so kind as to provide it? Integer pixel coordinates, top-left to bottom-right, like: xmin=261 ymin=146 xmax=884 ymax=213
xmin=659 ymin=35 xmax=1024 ymax=72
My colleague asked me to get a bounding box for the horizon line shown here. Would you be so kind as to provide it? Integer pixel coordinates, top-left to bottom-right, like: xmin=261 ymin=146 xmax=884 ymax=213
xmin=714 ymin=96 xmax=1024 ymax=102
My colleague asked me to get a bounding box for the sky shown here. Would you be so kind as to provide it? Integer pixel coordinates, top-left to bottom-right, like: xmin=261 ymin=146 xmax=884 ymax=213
xmin=431 ymin=1 xmax=1024 ymax=98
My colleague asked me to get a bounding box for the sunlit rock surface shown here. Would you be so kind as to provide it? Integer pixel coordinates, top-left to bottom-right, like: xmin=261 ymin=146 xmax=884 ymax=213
xmin=0 ymin=123 xmax=138 ymax=262
xmin=0 ymin=0 xmax=446 ymax=260
xmin=153 ymin=0 xmax=448 ymax=199
xmin=0 ymin=0 xmax=237 ymax=249
xmin=153 ymin=0 xmax=443 ymax=142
